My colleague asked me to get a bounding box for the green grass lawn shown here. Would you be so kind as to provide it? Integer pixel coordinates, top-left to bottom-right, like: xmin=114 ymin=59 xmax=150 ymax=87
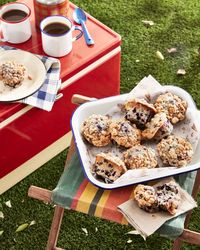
xmin=1 ymin=0 xmax=200 ymax=249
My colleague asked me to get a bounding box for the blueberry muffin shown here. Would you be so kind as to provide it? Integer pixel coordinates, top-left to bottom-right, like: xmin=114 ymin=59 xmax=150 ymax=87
xmin=124 ymin=98 xmax=157 ymax=129
xmin=156 ymin=181 xmax=180 ymax=215
xmin=134 ymin=184 xmax=159 ymax=213
xmin=157 ymin=135 xmax=193 ymax=167
xmin=123 ymin=145 xmax=158 ymax=169
xmin=154 ymin=92 xmax=187 ymax=124
xmin=0 ymin=61 xmax=26 ymax=87
xmin=142 ymin=112 xmax=173 ymax=141
xmin=93 ymin=153 xmax=127 ymax=183
xmin=81 ymin=114 xmax=111 ymax=147
xmin=110 ymin=119 xmax=141 ymax=148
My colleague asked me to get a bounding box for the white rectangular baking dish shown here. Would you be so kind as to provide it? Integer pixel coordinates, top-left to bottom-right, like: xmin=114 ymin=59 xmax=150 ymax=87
xmin=71 ymin=87 xmax=200 ymax=189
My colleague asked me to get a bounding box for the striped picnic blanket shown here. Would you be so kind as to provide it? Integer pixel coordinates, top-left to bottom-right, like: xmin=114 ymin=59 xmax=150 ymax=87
xmin=52 ymin=151 xmax=197 ymax=239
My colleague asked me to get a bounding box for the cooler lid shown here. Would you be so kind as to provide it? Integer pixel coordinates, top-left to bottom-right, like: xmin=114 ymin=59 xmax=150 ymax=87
xmin=0 ymin=1 xmax=121 ymax=121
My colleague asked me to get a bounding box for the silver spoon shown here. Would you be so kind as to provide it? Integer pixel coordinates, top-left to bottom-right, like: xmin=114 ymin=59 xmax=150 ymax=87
xmin=73 ymin=8 xmax=94 ymax=46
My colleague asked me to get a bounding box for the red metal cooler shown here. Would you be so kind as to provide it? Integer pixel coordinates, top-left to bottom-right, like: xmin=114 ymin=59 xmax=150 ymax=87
xmin=0 ymin=1 xmax=121 ymax=194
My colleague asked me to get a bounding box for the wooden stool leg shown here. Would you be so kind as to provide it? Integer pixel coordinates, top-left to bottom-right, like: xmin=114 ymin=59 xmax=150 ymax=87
xmin=172 ymin=170 xmax=200 ymax=249
xmin=46 ymin=139 xmax=76 ymax=250
xmin=172 ymin=238 xmax=182 ymax=250
xmin=184 ymin=170 xmax=200 ymax=228
xmin=46 ymin=205 xmax=65 ymax=250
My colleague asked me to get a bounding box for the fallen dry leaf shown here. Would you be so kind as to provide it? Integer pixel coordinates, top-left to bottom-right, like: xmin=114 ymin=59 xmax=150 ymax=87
xmin=167 ymin=47 xmax=177 ymax=54
xmin=29 ymin=220 xmax=36 ymax=227
xmin=126 ymin=230 xmax=140 ymax=235
xmin=0 ymin=211 xmax=4 ymax=219
xmin=177 ymin=69 xmax=186 ymax=75
xmin=142 ymin=20 xmax=154 ymax=27
xmin=5 ymin=200 xmax=12 ymax=208
xmin=15 ymin=223 xmax=29 ymax=233
xmin=0 ymin=230 xmax=4 ymax=236
xmin=81 ymin=228 xmax=88 ymax=235
xmin=127 ymin=239 xmax=133 ymax=244
xmin=156 ymin=51 xmax=164 ymax=60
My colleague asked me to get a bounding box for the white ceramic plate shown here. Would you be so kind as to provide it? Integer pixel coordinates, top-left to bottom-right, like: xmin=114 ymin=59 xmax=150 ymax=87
xmin=0 ymin=50 xmax=46 ymax=102
xmin=71 ymin=89 xmax=200 ymax=189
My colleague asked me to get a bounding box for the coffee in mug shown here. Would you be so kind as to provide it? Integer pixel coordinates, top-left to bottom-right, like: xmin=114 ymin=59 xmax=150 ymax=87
xmin=43 ymin=22 xmax=70 ymax=35
xmin=40 ymin=16 xmax=83 ymax=57
xmin=2 ymin=9 xmax=28 ymax=22
xmin=0 ymin=2 xmax=32 ymax=44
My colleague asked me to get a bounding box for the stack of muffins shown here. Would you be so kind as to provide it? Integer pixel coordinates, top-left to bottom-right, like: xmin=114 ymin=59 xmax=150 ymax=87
xmin=81 ymin=92 xmax=194 ymax=184
xmin=134 ymin=180 xmax=181 ymax=215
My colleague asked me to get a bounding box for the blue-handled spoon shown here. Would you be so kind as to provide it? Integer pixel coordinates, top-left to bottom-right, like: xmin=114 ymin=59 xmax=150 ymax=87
xmin=73 ymin=8 xmax=94 ymax=46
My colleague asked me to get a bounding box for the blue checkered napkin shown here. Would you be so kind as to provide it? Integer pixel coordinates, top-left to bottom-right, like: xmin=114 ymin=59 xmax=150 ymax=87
xmin=0 ymin=45 xmax=61 ymax=111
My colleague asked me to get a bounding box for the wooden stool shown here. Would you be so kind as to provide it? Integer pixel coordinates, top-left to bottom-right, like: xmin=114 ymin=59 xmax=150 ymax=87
xmin=28 ymin=94 xmax=200 ymax=250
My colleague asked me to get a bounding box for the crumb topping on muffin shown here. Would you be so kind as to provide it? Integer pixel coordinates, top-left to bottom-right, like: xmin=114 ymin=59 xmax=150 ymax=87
xmin=154 ymin=92 xmax=187 ymax=124
xmin=81 ymin=114 xmax=111 ymax=147
xmin=123 ymin=145 xmax=158 ymax=169
xmin=110 ymin=119 xmax=141 ymax=148
xmin=157 ymin=135 xmax=193 ymax=167
xmin=134 ymin=184 xmax=159 ymax=213
xmin=0 ymin=61 xmax=26 ymax=87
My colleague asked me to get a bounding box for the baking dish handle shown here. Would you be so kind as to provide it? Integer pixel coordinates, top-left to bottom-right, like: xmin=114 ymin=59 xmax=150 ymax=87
xmin=71 ymin=94 xmax=97 ymax=106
